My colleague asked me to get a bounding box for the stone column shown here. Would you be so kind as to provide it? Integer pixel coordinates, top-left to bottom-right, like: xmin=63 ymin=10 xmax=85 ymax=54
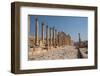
xmin=42 ymin=22 xmax=44 ymax=44
xmin=68 ymin=34 xmax=71 ymax=45
xmin=52 ymin=26 xmax=55 ymax=47
xmin=63 ymin=35 xmax=65 ymax=45
xmin=78 ymin=33 xmax=81 ymax=43
xmin=46 ymin=25 xmax=49 ymax=48
xmin=58 ymin=32 xmax=60 ymax=47
xmin=61 ymin=32 xmax=63 ymax=46
xmin=78 ymin=33 xmax=81 ymax=47
xmin=61 ymin=34 xmax=64 ymax=46
xmin=49 ymin=27 xmax=52 ymax=48
xmin=35 ymin=17 xmax=39 ymax=46
xmin=64 ymin=35 xmax=66 ymax=45
xmin=55 ymin=29 xmax=57 ymax=47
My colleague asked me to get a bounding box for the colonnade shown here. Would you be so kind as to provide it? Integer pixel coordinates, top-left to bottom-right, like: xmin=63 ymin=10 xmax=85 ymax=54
xmin=31 ymin=17 xmax=71 ymax=49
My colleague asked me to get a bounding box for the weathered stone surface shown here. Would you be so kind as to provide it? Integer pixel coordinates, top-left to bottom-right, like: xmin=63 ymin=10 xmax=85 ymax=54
xmin=28 ymin=17 xmax=88 ymax=61
xmin=79 ymin=48 xmax=88 ymax=58
xmin=28 ymin=46 xmax=81 ymax=60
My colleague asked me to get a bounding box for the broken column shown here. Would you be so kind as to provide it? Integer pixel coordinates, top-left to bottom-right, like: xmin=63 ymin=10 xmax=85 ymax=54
xmin=78 ymin=33 xmax=81 ymax=47
xmin=78 ymin=33 xmax=81 ymax=43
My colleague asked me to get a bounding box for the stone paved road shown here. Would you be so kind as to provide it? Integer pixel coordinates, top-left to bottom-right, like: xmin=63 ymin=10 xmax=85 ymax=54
xmin=29 ymin=46 xmax=79 ymax=60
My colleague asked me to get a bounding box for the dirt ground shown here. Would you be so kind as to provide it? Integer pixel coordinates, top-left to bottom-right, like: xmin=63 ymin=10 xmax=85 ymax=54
xmin=28 ymin=45 xmax=88 ymax=60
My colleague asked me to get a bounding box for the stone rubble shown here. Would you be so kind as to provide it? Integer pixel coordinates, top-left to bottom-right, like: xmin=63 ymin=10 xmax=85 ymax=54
xmin=28 ymin=46 xmax=84 ymax=60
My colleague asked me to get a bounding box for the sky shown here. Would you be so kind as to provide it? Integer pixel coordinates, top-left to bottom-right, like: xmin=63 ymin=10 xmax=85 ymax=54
xmin=29 ymin=15 xmax=88 ymax=42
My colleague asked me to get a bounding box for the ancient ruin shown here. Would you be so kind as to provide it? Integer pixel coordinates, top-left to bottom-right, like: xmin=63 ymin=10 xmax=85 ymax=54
xmin=28 ymin=16 xmax=88 ymax=60
xmin=28 ymin=17 xmax=71 ymax=49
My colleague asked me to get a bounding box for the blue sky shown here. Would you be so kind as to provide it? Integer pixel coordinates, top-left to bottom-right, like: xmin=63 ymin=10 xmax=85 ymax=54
xmin=29 ymin=15 xmax=88 ymax=42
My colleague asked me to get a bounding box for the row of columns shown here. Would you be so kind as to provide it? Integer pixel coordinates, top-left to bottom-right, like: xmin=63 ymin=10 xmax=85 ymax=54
xmin=34 ymin=17 xmax=71 ymax=49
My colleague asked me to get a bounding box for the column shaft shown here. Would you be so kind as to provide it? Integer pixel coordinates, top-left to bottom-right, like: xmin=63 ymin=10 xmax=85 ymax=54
xmin=78 ymin=33 xmax=81 ymax=47
xmin=46 ymin=25 xmax=49 ymax=48
xmin=49 ymin=28 xmax=52 ymax=48
xmin=58 ymin=32 xmax=60 ymax=47
xmin=35 ymin=18 xmax=39 ymax=46
xmin=42 ymin=22 xmax=44 ymax=44
xmin=55 ymin=29 xmax=57 ymax=47
xmin=53 ymin=27 xmax=55 ymax=47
